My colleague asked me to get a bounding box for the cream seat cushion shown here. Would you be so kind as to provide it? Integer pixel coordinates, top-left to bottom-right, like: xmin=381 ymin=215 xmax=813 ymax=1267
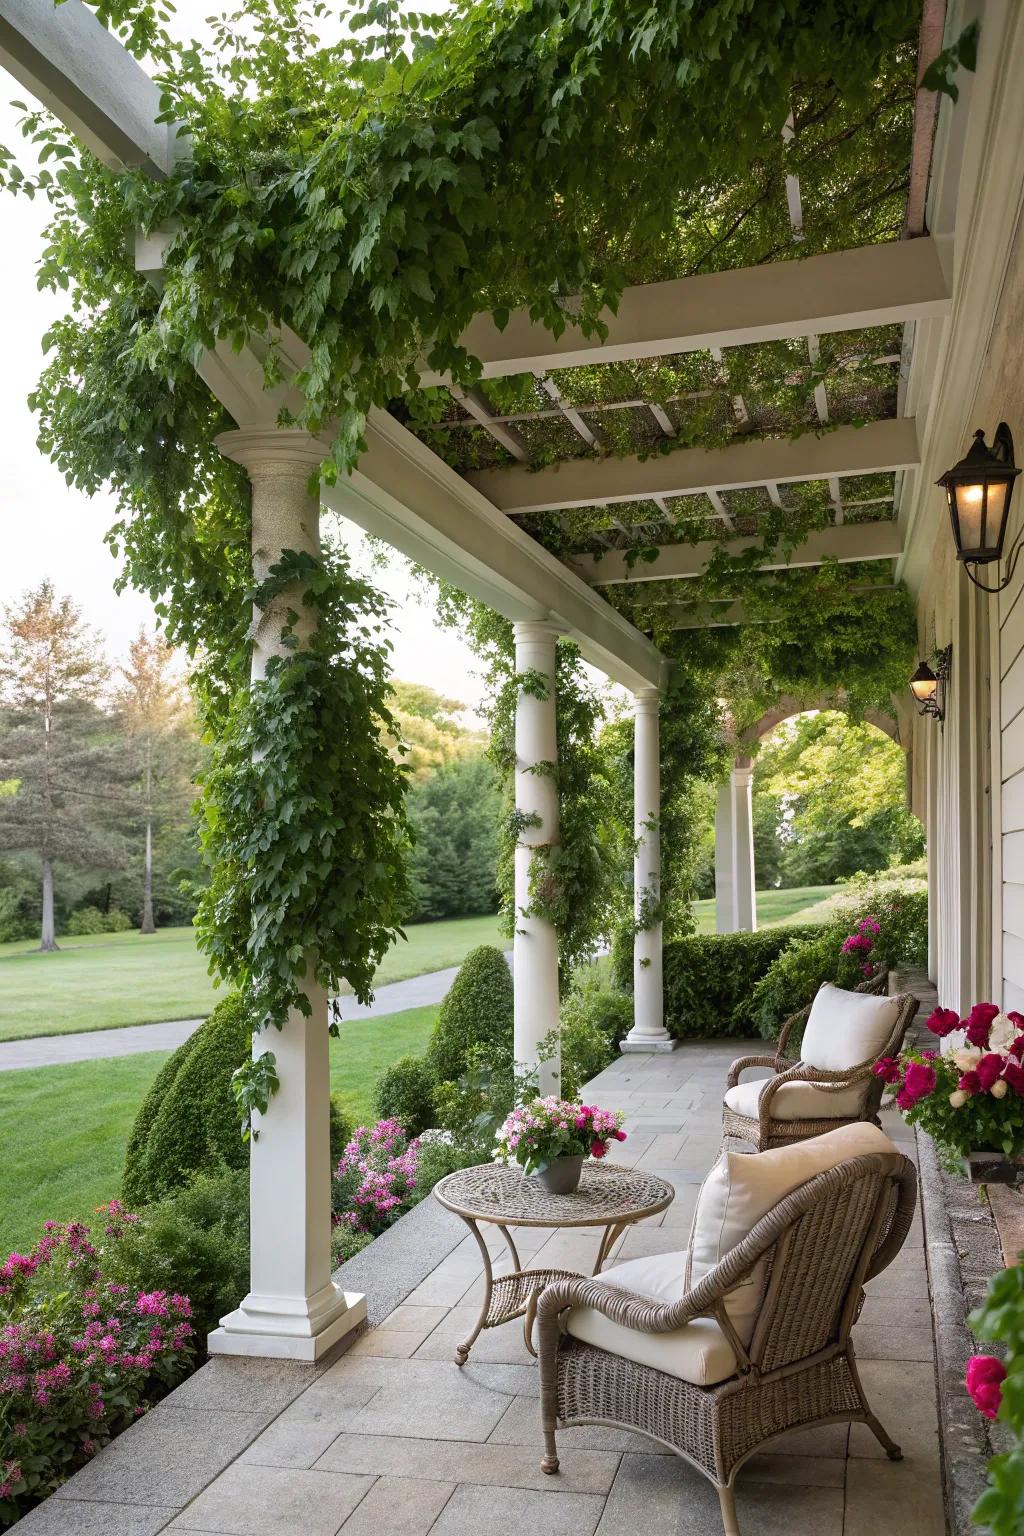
xmin=564 ymin=1251 xmax=737 ymax=1387
xmin=686 ymin=1121 xmax=897 ymax=1346
xmin=800 ymin=982 xmax=901 ymax=1072
xmin=723 ymin=1076 xmax=867 ymax=1122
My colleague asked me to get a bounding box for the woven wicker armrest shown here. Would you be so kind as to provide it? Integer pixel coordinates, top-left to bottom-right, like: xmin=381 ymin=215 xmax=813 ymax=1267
xmin=726 ymin=1053 xmax=791 ymax=1090
xmin=536 ymin=1274 xmax=708 ymax=1336
xmin=755 ymin=1058 xmax=875 ymax=1137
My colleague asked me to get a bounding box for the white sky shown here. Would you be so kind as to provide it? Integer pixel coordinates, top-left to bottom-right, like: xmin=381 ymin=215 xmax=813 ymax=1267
xmin=0 ymin=18 xmax=487 ymax=713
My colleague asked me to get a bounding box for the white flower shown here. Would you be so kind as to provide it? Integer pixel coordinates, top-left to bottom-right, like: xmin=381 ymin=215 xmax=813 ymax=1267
xmin=990 ymin=1013 xmax=1017 ymax=1053
xmin=952 ymin=1047 xmax=983 ymax=1071
xmin=991 ymin=1079 xmax=1009 ymax=1099
xmin=949 ymin=1090 xmax=968 ymax=1109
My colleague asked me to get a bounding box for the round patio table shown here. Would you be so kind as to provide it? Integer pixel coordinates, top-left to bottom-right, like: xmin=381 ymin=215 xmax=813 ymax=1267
xmin=433 ymin=1162 xmax=674 ymax=1364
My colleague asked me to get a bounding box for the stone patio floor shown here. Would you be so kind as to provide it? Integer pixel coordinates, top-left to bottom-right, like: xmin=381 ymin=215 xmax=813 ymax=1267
xmin=12 ymin=1039 xmax=944 ymax=1536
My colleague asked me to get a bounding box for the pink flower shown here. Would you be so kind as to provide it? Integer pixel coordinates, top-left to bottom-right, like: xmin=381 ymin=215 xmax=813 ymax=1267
xmin=925 ymin=1007 xmax=961 ymax=1038
xmin=966 ymin=1003 xmax=1000 ymax=1047
xmin=1004 ymin=1061 xmax=1024 ymax=1095
xmin=958 ymin=1070 xmax=981 ymax=1096
xmin=899 ymin=1061 xmax=936 ymax=1107
xmin=873 ymin=1057 xmax=902 ymax=1084
xmin=976 ymin=1053 xmax=1005 ymax=1092
xmin=966 ymin=1355 xmax=1006 ymax=1419
xmin=590 ymin=1140 xmax=607 ymax=1158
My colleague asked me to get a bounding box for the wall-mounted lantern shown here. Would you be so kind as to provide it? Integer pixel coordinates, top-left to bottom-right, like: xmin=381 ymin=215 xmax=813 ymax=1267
xmin=938 ymin=424 xmax=1022 ymax=591
xmin=909 ymin=645 xmax=952 ymax=721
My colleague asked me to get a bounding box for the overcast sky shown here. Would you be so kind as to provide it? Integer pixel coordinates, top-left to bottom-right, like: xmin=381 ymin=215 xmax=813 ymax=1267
xmin=0 ymin=21 xmax=487 ymax=712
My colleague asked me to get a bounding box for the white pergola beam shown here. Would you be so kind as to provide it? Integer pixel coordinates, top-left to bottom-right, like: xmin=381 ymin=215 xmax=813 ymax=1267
xmin=470 ymin=417 xmax=920 ymax=515
xmin=570 ymin=519 xmax=903 ymax=586
xmin=420 ymin=238 xmax=951 ymax=383
xmin=0 ymin=0 xmax=177 ymax=177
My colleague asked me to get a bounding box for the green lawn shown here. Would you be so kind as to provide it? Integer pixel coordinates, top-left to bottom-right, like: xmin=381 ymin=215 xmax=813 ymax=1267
xmin=0 ymin=914 xmax=508 ymax=1042
xmin=0 ymin=1004 xmax=439 ymax=1254
xmin=689 ymin=883 xmax=839 ymax=935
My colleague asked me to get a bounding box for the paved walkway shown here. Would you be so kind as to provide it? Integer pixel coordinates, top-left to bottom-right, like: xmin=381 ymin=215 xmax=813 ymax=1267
xmin=0 ymin=964 xmax=474 ymax=1073
xmin=15 ymin=1042 xmax=943 ymax=1536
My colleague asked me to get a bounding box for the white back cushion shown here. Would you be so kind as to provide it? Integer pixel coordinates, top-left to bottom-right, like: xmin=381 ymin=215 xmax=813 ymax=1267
xmin=800 ymin=982 xmax=900 ymax=1072
xmin=685 ymin=1121 xmax=896 ymax=1344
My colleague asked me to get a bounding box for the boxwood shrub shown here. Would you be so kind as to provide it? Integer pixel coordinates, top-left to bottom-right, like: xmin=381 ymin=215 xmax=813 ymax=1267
xmin=613 ymin=926 xmax=823 ymax=1040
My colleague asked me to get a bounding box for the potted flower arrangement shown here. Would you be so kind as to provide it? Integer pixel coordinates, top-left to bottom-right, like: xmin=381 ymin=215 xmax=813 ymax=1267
xmin=494 ymin=1097 xmax=626 ymax=1193
xmin=878 ymin=1002 xmax=1024 ymax=1175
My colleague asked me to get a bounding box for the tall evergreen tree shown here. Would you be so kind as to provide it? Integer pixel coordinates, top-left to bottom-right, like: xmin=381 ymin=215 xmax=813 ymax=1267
xmin=407 ymin=755 xmax=500 ymax=919
xmin=0 ymin=582 xmax=124 ymax=949
xmin=115 ymin=629 xmax=197 ymax=934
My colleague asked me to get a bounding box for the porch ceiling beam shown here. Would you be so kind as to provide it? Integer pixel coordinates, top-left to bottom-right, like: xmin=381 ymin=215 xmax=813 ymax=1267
xmin=570 ymin=519 xmax=903 ymax=586
xmin=0 ymin=0 xmax=178 ymax=178
xmin=470 ymin=417 xmax=920 ymax=514
xmin=419 ymin=238 xmax=951 ymax=383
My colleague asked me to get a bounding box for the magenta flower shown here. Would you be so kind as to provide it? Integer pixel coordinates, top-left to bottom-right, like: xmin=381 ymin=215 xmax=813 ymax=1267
xmin=976 ymin=1054 xmax=1006 ymax=1092
xmin=958 ymin=1070 xmax=981 ymax=1096
xmin=896 ymin=1061 xmax=936 ymax=1109
xmin=925 ymin=1007 xmax=961 ymax=1038
xmin=966 ymin=1355 xmax=1006 ymax=1419
xmin=1004 ymin=1061 xmax=1024 ymax=1095
xmin=873 ymin=1057 xmax=901 ymax=1084
xmin=966 ymin=1003 xmax=1000 ymax=1047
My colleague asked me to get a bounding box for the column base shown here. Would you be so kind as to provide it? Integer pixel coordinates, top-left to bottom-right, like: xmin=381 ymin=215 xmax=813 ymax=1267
xmin=620 ymin=1034 xmax=678 ymax=1054
xmin=207 ymin=1285 xmax=367 ymax=1362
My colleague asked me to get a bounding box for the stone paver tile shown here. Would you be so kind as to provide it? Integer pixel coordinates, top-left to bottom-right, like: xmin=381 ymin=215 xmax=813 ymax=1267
xmin=767 ymin=1422 xmax=849 ymax=1458
xmin=848 ymin=1360 xmax=941 ymax=1464
xmin=240 ymin=1356 xmax=391 ymax=1464
xmin=739 ymin=1453 xmax=845 ymax=1487
xmin=613 ymin=1226 xmax=687 ymax=1261
xmin=349 ymin=1330 xmax=427 ymax=1359
xmin=168 ymin=1463 xmax=373 ymax=1535
xmin=487 ymin=1393 xmax=671 ymax=1454
xmin=162 ymin=1356 xmax=312 ymax=1419
xmin=857 ymin=1295 xmax=932 ymax=1327
xmin=336 ymin=1475 xmax=456 ymax=1536
xmin=595 ymin=1453 xmax=843 ymax=1535
xmin=850 ymin=1323 xmax=933 ymax=1362
xmin=51 ymin=1406 xmax=266 ymax=1508
xmin=429 ymin=1483 xmax=605 ymax=1536
xmin=9 ymin=1501 xmax=179 ymax=1535
xmin=338 ymin=1357 xmax=516 ymax=1441
xmin=464 ymin=1361 xmax=540 ymax=1397
xmin=317 ymin=1431 xmax=620 ymax=1494
xmin=414 ymin=1305 xmax=535 ymax=1365
xmin=843 ymin=1456 xmax=945 ymax=1534
xmin=377 ymin=1305 xmax=450 ymax=1335
xmin=402 ymin=1273 xmax=479 ymax=1308
xmin=239 ymin=1413 xmax=345 ymax=1471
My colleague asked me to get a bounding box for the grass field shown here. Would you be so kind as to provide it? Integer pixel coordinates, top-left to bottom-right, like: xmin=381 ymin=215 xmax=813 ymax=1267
xmin=0 ymin=914 xmax=508 ymax=1042
xmin=689 ymin=883 xmax=840 ymax=935
xmin=0 ymin=1004 xmax=439 ymax=1254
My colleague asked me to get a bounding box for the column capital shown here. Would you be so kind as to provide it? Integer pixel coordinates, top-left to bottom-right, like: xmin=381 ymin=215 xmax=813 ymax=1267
xmin=512 ymin=618 xmax=562 ymax=646
xmin=634 ymin=686 xmax=662 ymax=714
xmin=732 ymin=754 xmax=754 ymax=786
xmin=215 ymin=426 xmax=325 ymax=480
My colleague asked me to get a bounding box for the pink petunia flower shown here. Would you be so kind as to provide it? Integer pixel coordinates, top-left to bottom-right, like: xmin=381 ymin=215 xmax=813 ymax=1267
xmin=925 ymin=1007 xmax=961 ymax=1038
xmin=966 ymin=1355 xmax=1006 ymax=1419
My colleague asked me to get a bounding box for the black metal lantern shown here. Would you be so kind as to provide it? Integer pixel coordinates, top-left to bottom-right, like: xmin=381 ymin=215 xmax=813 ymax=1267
xmin=938 ymin=424 xmax=1021 ymax=591
xmin=908 ymin=646 xmax=951 ymax=721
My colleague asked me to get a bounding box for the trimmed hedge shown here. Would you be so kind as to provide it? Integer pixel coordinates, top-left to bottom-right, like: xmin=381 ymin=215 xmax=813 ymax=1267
xmin=425 ymin=944 xmax=514 ymax=1085
xmin=614 ymin=926 xmax=823 ymax=1040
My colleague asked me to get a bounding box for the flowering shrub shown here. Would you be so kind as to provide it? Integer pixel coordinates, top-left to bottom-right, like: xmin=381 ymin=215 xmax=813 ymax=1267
xmin=494 ymin=1098 xmax=626 ymax=1176
xmin=331 ymin=1119 xmax=420 ymax=1237
xmin=967 ymin=1261 xmax=1024 ymax=1534
xmin=840 ymin=916 xmax=882 ymax=979
xmin=881 ymin=1004 xmax=1024 ymax=1162
xmin=0 ymin=1205 xmax=194 ymax=1527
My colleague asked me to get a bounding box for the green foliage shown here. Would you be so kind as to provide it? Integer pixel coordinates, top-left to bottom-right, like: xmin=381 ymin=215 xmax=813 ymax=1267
xmin=408 ymin=1134 xmax=481 ymax=1203
xmin=426 ymin=944 xmax=514 ymax=1088
xmin=66 ymin=905 xmax=133 ymax=935
xmin=615 ymin=926 xmax=824 ymax=1040
xmin=329 ymin=1096 xmax=355 ymax=1165
xmin=406 ymin=755 xmax=500 ymax=921
xmin=970 ymin=1263 xmax=1024 ymax=1534
xmin=373 ymin=1053 xmax=437 ymax=1137
xmin=749 ymin=885 xmax=928 ymax=1039
xmin=122 ymin=993 xmax=250 ymax=1206
xmin=560 ymin=967 xmax=634 ymax=1065
xmin=105 ymin=1167 xmax=250 ymax=1344
xmin=330 ymin=1225 xmax=374 ymax=1268
xmin=195 ymin=549 xmax=411 ymax=1038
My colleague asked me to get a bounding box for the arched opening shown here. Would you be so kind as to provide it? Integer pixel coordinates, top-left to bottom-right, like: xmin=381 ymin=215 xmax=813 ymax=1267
xmin=714 ymin=701 xmax=917 ymax=933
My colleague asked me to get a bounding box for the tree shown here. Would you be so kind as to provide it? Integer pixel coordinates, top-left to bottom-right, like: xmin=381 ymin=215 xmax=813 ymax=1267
xmin=387 ymin=680 xmax=485 ymax=781
xmin=406 ymin=755 xmax=500 ymax=919
xmin=0 ymin=582 xmax=125 ymax=949
xmin=116 ymin=628 xmax=197 ymax=933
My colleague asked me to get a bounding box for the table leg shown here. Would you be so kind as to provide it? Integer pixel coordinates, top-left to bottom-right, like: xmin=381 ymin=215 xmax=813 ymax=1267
xmin=455 ymin=1215 xmax=493 ymax=1366
xmin=593 ymin=1221 xmax=627 ymax=1274
xmin=498 ymin=1224 xmax=522 ymax=1272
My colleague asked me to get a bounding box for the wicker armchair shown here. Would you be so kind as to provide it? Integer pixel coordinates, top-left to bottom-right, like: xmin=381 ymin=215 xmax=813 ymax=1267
xmin=722 ymin=981 xmax=919 ymax=1151
xmin=537 ymin=1148 xmax=917 ymax=1536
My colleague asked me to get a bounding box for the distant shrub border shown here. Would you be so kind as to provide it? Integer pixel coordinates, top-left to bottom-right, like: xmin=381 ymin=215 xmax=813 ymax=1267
xmin=614 ymin=926 xmax=822 ymax=1041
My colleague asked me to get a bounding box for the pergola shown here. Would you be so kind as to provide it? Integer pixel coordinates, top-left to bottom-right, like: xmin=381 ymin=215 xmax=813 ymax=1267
xmin=0 ymin=0 xmax=961 ymax=1362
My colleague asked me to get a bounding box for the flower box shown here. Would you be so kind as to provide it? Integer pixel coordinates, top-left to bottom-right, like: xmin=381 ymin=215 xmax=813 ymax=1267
xmin=966 ymin=1149 xmax=1024 ymax=1186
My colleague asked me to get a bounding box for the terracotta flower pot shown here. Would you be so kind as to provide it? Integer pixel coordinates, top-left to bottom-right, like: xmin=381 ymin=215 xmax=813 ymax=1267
xmin=533 ymin=1155 xmax=584 ymax=1195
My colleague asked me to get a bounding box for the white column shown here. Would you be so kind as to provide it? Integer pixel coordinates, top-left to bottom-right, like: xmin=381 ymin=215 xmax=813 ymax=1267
xmin=622 ymin=688 xmax=676 ymax=1053
xmin=207 ymin=427 xmax=366 ymax=1361
xmin=512 ymin=619 xmax=561 ymax=1096
xmin=714 ymin=756 xmax=757 ymax=933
